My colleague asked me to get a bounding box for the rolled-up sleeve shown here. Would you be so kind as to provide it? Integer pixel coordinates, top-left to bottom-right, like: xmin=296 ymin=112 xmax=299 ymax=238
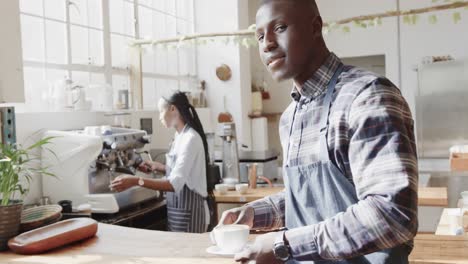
xmin=247 ymin=190 xmax=285 ymax=231
xmin=285 ymin=79 xmax=419 ymax=261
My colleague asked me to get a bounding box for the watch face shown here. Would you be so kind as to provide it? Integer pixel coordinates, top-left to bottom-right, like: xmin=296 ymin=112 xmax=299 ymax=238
xmin=274 ymin=245 xmax=289 ymax=260
xmin=138 ymin=178 xmax=144 ymax=186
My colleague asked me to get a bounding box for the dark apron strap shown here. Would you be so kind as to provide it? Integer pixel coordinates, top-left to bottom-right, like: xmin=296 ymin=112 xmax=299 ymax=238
xmin=318 ymin=65 xmax=344 ymax=162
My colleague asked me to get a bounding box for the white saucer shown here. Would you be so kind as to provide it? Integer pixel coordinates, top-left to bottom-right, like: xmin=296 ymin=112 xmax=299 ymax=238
xmin=206 ymin=243 xmax=251 ymax=257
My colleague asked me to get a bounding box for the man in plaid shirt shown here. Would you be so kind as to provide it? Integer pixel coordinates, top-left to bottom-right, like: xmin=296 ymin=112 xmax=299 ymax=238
xmin=217 ymin=0 xmax=418 ymax=263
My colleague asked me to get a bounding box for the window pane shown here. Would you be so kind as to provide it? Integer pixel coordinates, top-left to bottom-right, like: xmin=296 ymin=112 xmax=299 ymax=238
xmin=21 ymin=15 xmax=45 ymax=61
xmin=46 ymin=68 xmax=68 ymax=83
xmin=152 ymin=0 xmax=164 ymax=11
xmin=142 ymin=53 xmax=155 ymax=73
xmin=112 ymin=74 xmax=131 ymax=107
xmin=72 ymin=71 xmax=90 ymax=87
xmin=178 ymin=47 xmax=189 ymax=75
xmin=142 ymin=77 xmax=156 ymax=109
xmin=176 ymin=0 xmax=191 ymax=20
xmin=138 ymin=6 xmax=153 ymax=38
xmin=23 ymin=67 xmax=46 ymax=109
xmin=110 ymin=0 xmax=135 ymax=36
xmin=154 ymin=48 xmax=167 ymax=74
xmin=44 ymin=0 xmax=66 ymax=21
xmin=45 ymin=20 xmax=67 ymax=64
xmin=111 ymin=34 xmax=131 ymax=67
xmin=90 ymin=73 xmax=105 ymax=84
xmin=87 ymin=0 xmax=103 ymax=29
xmin=20 ymin=0 xmax=43 ymax=16
xmin=69 ymin=0 xmax=88 ymax=26
xmin=152 ymin=11 xmax=165 ymax=39
xmin=123 ymin=1 xmax=136 ymax=36
xmin=165 ymin=15 xmax=176 ymax=38
xmin=176 ymin=20 xmax=188 ymax=36
xmin=139 ymin=0 xmax=152 ymax=7
xmin=89 ymin=29 xmax=104 ymax=65
xmin=71 ymin=25 xmax=89 ymax=64
xmin=167 ymin=49 xmax=178 ymax=75
xmin=164 ymin=0 xmax=175 ymax=16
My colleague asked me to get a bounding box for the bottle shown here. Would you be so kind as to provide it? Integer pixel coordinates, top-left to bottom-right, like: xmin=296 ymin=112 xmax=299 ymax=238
xmin=249 ymin=163 xmax=257 ymax=189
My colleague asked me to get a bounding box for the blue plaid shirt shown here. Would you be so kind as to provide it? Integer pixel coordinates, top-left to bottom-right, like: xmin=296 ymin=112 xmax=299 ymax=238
xmin=248 ymin=53 xmax=418 ymax=261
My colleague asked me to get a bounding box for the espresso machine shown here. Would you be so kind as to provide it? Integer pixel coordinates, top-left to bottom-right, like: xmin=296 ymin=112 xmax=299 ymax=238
xmin=216 ymin=123 xmax=240 ymax=183
xmin=41 ymin=127 xmax=159 ymax=213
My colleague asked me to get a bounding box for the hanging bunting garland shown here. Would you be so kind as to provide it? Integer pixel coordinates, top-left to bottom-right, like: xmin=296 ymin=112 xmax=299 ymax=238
xmin=130 ymin=1 xmax=468 ymax=50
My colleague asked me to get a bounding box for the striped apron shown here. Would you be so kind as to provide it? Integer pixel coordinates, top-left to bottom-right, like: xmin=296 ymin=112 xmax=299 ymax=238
xmin=284 ymin=65 xmax=410 ymax=263
xmin=165 ymin=152 xmax=207 ymax=233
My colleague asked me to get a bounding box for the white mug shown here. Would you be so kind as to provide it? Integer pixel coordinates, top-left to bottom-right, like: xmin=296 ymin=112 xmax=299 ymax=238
xmin=210 ymin=224 xmax=249 ymax=253
xmin=235 ymin=183 xmax=249 ymax=195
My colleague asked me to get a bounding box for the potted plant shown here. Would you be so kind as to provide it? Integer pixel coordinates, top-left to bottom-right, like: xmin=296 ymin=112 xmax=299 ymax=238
xmin=0 ymin=136 xmax=55 ymax=251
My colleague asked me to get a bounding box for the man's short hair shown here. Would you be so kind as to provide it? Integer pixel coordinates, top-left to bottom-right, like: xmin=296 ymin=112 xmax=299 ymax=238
xmin=259 ymin=0 xmax=320 ymax=16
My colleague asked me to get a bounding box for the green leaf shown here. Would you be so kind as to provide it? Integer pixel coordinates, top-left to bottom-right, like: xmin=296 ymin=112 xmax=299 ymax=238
xmin=453 ymin=12 xmax=462 ymax=23
xmin=429 ymin=14 xmax=438 ymax=24
xmin=0 ymin=136 xmax=55 ymax=205
xmin=403 ymin=16 xmax=411 ymax=25
xmin=374 ymin=17 xmax=383 ymax=26
xmin=411 ymin=15 xmax=420 ymax=25
xmin=342 ymin=26 xmax=351 ymax=33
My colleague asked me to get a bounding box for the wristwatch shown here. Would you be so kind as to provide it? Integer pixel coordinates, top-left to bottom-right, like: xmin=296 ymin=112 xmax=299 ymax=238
xmin=273 ymin=231 xmax=291 ymax=262
xmin=138 ymin=177 xmax=145 ymax=187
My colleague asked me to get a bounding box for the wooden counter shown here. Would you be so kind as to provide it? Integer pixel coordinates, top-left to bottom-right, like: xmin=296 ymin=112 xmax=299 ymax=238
xmin=0 ymin=222 xmax=466 ymax=263
xmin=418 ymin=187 xmax=448 ymax=207
xmin=0 ymin=223 xmax=234 ymax=264
xmin=435 ymin=207 xmax=468 ymax=236
xmin=214 ymin=187 xmax=283 ymax=203
xmin=215 ymin=187 xmax=448 ymax=207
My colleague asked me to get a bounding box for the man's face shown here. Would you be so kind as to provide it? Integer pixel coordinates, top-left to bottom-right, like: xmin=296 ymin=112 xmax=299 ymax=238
xmin=256 ymin=1 xmax=321 ymax=81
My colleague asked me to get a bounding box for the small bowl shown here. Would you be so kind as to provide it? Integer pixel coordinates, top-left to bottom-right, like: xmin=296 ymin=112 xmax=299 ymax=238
xmin=461 ymin=191 xmax=468 ymax=205
xmin=20 ymin=204 xmax=63 ymax=232
xmin=223 ymin=178 xmax=239 ymax=190
xmin=235 ymin=183 xmax=249 ymax=195
xmin=215 ymin=184 xmax=229 ymax=195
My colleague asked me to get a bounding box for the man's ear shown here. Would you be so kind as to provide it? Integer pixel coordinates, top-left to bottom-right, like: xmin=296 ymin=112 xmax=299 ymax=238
xmin=313 ymin=16 xmax=323 ymax=38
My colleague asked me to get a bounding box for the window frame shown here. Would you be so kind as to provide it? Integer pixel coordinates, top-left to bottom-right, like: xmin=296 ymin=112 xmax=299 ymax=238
xmin=20 ymin=0 xmax=196 ymax=111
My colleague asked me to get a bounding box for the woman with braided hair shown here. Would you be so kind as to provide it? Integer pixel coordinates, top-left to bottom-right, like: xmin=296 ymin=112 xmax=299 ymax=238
xmin=110 ymin=91 xmax=211 ymax=233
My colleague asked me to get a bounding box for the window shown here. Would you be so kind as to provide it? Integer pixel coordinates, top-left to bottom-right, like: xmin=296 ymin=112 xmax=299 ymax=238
xmin=19 ymin=0 xmax=196 ymax=111
xmin=138 ymin=0 xmax=196 ymax=109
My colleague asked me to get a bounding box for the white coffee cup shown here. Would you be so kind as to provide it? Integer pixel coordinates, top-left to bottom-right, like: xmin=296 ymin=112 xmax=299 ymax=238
xmin=215 ymin=184 xmax=229 ymax=195
xmin=461 ymin=191 xmax=468 ymax=205
xmin=235 ymin=183 xmax=249 ymax=195
xmin=210 ymin=224 xmax=249 ymax=253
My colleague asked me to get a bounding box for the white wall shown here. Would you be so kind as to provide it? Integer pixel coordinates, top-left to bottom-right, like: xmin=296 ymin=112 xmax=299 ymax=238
xmin=399 ymin=0 xmax=468 ymax=116
xmin=194 ymin=0 xmax=253 ymax=149
xmin=0 ymin=0 xmax=25 ymax=103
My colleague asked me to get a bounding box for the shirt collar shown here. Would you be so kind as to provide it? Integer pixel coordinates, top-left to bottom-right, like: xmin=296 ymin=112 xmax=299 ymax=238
xmin=176 ymin=124 xmax=190 ymax=136
xmin=290 ymin=52 xmax=343 ymax=102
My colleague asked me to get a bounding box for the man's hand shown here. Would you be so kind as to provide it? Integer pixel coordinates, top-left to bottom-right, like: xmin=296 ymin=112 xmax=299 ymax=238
xmin=109 ymin=175 xmax=137 ymax=192
xmin=234 ymin=232 xmax=283 ymax=264
xmin=217 ymin=206 xmax=255 ymax=228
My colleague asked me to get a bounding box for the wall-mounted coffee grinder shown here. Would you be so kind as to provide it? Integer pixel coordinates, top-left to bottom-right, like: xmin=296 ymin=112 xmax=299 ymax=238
xmin=217 ymin=122 xmax=240 ymax=183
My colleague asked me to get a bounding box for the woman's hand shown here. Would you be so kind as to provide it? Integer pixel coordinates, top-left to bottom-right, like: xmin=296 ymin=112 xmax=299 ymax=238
xmin=138 ymin=160 xmax=165 ymax=173
xmin=217 ymin=206 xmax=255 ymax=228
xmin=109 ymin=175 xmax=137 ymax=192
